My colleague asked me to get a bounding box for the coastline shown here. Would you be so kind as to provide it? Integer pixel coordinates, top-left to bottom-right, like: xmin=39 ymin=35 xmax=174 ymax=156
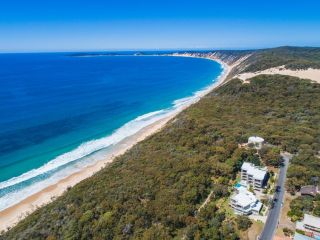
xmin=0 ymin=56 xmax=231 ymax=232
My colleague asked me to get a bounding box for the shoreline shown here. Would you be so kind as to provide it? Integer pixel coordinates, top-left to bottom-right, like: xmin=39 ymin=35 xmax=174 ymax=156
xmin=0 ymin=56 xmax=232 ymax=232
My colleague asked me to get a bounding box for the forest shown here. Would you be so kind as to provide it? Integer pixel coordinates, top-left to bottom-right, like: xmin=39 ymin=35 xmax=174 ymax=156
xmin=241 ymin=46 xmax=320 ymax=72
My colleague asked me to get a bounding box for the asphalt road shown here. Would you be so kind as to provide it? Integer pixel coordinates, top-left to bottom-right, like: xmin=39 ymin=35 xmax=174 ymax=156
xmin=259 ymin=152 xmax=292 ymax=240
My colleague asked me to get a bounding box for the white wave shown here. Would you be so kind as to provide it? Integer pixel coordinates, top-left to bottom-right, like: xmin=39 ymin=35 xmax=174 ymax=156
xmin=0 ymin=153 xmax=103 ymax=211
xmin=0 ymin=109 xmax=171 ymax=191
xmin=0 ymin=107 xmax=179 ymax=211
xmin=134 ymin=109 xmax=165 ymax=121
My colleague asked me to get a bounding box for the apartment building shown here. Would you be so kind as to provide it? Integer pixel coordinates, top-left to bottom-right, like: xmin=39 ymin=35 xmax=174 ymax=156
xmin=241 ymin=162 xmax=268 ymax=191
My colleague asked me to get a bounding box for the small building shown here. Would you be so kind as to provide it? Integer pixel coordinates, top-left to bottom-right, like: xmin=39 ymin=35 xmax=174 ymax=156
xmin=230 ymin=186 xmax=262 ymax=215
xmin=241 ymin=162 xmax=268 ymax=191
xmin=296 ymin=214 xmax=320 ymax=237
xmin=300 ymin=185 xmax=319 ymax=197
xmin=248 ymin=136 xmax=265 ymax=150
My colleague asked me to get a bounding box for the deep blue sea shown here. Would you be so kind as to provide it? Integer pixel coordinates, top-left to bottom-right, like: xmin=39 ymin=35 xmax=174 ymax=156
xmin=0 ymin=53 xmax=222 ymax=210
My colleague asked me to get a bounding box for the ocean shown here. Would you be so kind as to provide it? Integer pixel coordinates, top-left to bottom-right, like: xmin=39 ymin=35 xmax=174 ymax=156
xmin=0 ymin=53 xmax=222 ymax=211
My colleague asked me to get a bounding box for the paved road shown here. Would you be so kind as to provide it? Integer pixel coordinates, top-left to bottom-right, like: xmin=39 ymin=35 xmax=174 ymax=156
xmin=259 ymin=152 xmax=292 ymax=240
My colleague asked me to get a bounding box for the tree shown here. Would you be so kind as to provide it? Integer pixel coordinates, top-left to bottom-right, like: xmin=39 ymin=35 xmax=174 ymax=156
xmin=260 ymin=147 xmax=283 ymax=167
xmin=142 ymin=225 xmax=171 ymax=240
xmin=236 ymin=215 xmax=252 ymax=231
xmin=249 ymin=185 xmax=254 ymax=193
xmin=283 ymin=227 xmax=294 ymax=237
xmin=288 ymin=196 xmax=314 ymax=221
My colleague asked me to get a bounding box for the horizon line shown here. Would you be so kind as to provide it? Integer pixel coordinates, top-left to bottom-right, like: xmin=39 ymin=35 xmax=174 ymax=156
xmin=0 ymin=45 xmax=318 ymax=54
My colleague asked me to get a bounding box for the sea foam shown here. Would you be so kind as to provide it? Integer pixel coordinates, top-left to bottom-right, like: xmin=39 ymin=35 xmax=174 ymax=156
xmin=0 ymin=99 xmax=194 ymax=210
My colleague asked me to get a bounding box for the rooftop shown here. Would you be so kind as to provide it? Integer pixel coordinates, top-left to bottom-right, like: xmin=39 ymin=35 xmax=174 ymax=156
xmin=300 ymin=185 xmax=319 ymax=197
xmin=241 ymin=162 xmax=267 ymax=180
xmin=232 ymin=187 xmax=258 ymax=207
xmin=303 ymin=214 xmax=320 ymax=229
xmin=248 ymin=136 xmax=264 ymax=143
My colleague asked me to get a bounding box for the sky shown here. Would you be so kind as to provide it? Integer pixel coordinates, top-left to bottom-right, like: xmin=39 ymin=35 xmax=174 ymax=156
xmin=1 ymin=0 xmax=320 ymax=52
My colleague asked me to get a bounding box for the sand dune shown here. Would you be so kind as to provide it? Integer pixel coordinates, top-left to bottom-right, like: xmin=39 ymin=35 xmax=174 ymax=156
xmin=236 ymin=66 xmax=320 ymax=84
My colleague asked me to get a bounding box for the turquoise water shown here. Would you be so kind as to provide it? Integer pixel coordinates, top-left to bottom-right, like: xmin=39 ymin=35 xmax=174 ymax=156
xmin=0 ymin=53 xmax=222 ymax=210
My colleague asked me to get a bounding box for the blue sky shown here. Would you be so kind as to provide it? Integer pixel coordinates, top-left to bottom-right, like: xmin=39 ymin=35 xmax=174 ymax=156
xmin=1 ymin=0 xmax=320 ymax=52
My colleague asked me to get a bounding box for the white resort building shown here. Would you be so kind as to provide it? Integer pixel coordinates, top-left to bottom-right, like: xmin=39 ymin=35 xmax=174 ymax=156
xmin=241 ymin=162 xmax=268 ymax=191
xmin=296 ymin=214 xmax=320 ymax=238
xmin=248 ymin=136 xmax=265 ymax=150
xmin=230 ymin=186 xmax=262 ymax=215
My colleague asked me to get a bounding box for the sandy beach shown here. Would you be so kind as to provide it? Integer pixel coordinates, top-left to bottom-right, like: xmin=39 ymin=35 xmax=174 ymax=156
xmin=0 ymin=56 xmax=232 ymax=232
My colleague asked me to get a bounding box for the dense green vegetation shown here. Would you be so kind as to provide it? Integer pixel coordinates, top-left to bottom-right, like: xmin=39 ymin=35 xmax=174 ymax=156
xmin=2 ymin=73 xmax=320 ymax=240
xmin=259 ymin=146 xmax=283 ymax=167
xmin=241 ymin=46 xmax=320 ymax=72
xmin=288 ymin=195 xmax=320 ymax=221
xmin=235 ymin=216 xmax=252 ymax=231
xmin=287 ymin=147 xmax=320 ymax=193
xmin=283 ymin=227 xmax=294 ymax=237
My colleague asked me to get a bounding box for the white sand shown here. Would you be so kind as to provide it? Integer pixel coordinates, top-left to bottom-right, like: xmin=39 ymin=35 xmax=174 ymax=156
xmin=236 ymin=66 xmax=320 ymax=84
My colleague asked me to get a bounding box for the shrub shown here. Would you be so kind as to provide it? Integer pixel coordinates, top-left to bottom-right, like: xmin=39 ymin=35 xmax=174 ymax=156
xmin=236 ymin=216 xmax=252 ymax=231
